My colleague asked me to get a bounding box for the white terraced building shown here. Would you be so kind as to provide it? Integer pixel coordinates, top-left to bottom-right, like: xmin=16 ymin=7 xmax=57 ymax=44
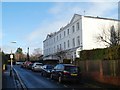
xmin=43 ymin=14 xmax=119 ymax=62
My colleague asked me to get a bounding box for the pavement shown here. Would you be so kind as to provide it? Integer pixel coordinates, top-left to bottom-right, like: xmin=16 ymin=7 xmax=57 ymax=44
xmin=2 ymin=65 xmax=16 ymax=90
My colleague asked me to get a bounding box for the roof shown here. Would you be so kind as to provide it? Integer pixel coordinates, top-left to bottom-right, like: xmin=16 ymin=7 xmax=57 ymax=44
xmin=43 ymin=14 xmax=119 ymax=42
xmin=84 ymin=15 xmax=119 ymax=21
xmin=69 ymin=14 xmax=82 ymax=24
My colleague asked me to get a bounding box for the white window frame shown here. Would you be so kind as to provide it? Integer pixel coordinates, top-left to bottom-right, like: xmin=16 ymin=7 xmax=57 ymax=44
xmin=72 ymin=38 xmax=75 ymax=47
xmin=77 ymin=22 xmax=79 ymax=30
xmin=72 ymin=25 xmax=75 ymax=33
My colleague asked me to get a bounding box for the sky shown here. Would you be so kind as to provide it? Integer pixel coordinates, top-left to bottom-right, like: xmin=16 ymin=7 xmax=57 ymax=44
xmin=1 ymin=0 xmax=119 ymax=55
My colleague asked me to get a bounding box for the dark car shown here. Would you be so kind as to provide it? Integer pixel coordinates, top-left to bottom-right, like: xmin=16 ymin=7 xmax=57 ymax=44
xmin=50 ymin=64 xmax=81 ymax=83
xmin=27 ymin=63 xmax=33 ymax=70
xmin=41 ymin=65 xmax=54 ymax=77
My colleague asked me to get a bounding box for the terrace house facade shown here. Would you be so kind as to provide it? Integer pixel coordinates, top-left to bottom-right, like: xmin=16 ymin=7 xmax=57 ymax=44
xmin=43 ymin=14 xmax=119 ymax=63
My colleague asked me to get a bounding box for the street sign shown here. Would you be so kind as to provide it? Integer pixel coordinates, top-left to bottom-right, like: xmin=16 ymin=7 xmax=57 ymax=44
xmin=10 ymin=54 xmax=13 ymax=59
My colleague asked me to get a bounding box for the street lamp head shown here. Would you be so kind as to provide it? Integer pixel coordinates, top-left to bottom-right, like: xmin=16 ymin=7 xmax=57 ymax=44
xmin=11 ymin=41 xmax=17 ymax=43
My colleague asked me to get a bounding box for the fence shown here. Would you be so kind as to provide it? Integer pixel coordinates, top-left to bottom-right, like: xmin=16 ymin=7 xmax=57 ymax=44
xmin=74 ymin=60 xmax=120 ymax=86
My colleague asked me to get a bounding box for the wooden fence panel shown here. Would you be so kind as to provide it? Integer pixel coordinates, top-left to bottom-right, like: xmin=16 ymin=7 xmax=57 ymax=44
xmin=75 ymin=59 xmax=120 ymax=86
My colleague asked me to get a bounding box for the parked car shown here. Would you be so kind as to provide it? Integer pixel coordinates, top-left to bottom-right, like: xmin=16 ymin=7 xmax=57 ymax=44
xmin=27 ymin=63 xmax=33 ymax=70
xmin=16 ymin=61 xmax=24 ymax=65
xmin=21 ymin=61 xmax=32 ymax=68
xmin=41 ymin=65 xmax=54 ymax=77
xmin=32 ymin=62 xmax=43 ymax=72
xmin=50 ymin=64 xmax=81 ymax=83
xmin=16 ymin=61 xmax=23 ymax=65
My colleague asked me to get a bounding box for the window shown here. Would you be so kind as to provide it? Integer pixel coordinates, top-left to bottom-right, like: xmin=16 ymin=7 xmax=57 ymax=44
xmin=54 ymin=65 xmax=58 ymax=70
xmin=54 ymin=46 xmax=55 ymax=53
xmin=57 ymin=45 xmax=59 ymax=50
xmin=57 ymin=65 xmax=63 ymax=70
xmin=60 ymin=44 xmax=62 ymax=50
xmin=77 ymin=36 xmax=80 ymax=46
xmin=67 ymin=29 xmax=69 ymax=35
xmin=64 ymin=42 xmax=66 ymax=50
xmin=64 ymin=31 xmax=66 ymax=37
xmin=60 ymin=33 xmax=61 ymax=39
xmin=67 ymin=40 xmax=70 ymax=48
xmin=77 ymin=22 xmax=79 ymax=30
xmin=49 ymin=48 xmax=50 ymax=54
xmin=54 ymin=37 xmax=55 ymax=42
xmin=72 ymin=38 xmax=75 ymax=47
xmin=58 ymin=65 xmax=61 ymax=70
xmin=57 ymin=36 xmax=58 ymax=40
xmin=72 ymin=25 xmax=75 ymax=33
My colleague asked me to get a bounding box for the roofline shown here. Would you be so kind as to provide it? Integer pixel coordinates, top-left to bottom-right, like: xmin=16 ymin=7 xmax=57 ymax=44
xmin=84 ymin=15 xmax=120 ymax=21
xmin=43 ymin=14 xmax=120 ymax=42
xmin=43 ymin=14 xmax=81 ymax=42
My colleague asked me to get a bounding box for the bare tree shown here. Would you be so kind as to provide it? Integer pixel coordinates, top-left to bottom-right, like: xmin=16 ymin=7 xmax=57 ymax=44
xmin=96 ymin=25 xmax=120 ymax=47
xmin=30 ymin=48 xmax=42 ymax=61
xmin=55 ymin=48 xmax=67 ymax=63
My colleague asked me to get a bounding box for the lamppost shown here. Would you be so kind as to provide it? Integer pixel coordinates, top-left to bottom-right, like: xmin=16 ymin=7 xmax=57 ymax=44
xmin=10 ymin=41 xmax=16 ymax=76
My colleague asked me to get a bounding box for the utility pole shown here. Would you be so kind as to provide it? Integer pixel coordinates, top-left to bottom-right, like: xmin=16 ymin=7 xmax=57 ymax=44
xmin=10 ymin=50 xmax=13 ymax=76
xmin=27 ymin=47 xmax=29 ymax=61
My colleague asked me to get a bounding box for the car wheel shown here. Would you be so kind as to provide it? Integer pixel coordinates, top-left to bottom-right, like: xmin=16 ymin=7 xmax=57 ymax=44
xmin=58 ymin=76 xmax=62 ymax=83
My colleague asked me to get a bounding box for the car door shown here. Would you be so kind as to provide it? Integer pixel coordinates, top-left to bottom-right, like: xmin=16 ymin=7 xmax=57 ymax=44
xmin=56 ymin=64 xmax=63 ymax=79
xmin=44 ymin=65 xmax=47 ymax=73
xmin=52 ymin=65 xmax=58 ymax=79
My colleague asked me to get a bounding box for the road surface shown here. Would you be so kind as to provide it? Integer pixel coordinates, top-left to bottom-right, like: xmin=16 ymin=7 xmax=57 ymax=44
xmin=13 ymin=65 xmax=108 ymax=89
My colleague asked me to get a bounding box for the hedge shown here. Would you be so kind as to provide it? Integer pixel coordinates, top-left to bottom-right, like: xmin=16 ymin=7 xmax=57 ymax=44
xmin=80 ymin=45 xmax=120 ymax=60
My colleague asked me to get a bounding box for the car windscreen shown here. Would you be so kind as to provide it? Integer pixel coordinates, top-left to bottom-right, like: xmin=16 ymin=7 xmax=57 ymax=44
xmin=65 ymin=66 xmax=78 ymax=73
xmin=47 ymin=65 xmax=53 ymax=69
xmin=36 ymin=64 xmax=42 ymax=66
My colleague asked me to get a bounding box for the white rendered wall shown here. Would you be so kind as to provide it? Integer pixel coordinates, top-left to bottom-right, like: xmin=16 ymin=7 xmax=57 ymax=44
xmin=43 ymin=15 xmax=119 ymax=58
xmin=82 ymin=16 xmax=119 ymax=50
xmin=43 ymin=15 xmax=82 ymax=57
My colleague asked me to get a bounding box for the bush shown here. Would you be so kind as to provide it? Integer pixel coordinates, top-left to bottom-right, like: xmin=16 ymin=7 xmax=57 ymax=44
xmin=80 ymin=45 xmax=120 ymax=60
xmin=63 ymin=59 xmax=71 ymax=64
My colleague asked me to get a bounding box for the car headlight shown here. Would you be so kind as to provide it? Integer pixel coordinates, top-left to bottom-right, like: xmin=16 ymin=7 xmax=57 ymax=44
xmin=47 ymin=70 xmax=50 ymax=73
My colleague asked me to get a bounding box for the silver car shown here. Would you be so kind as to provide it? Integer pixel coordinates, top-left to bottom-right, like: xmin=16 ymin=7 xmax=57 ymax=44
xmin=32 ymin=62 xmax=43 ymax=72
